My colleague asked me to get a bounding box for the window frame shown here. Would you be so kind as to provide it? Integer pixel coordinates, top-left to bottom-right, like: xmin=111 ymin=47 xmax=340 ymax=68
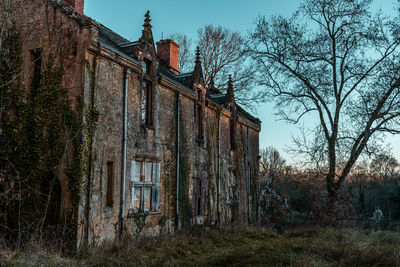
xmin=129 ymin=160 xmax=160 ymax=214
xmin=226 ymin=169 xmax=238 ymax=205
xmin=193 ymin=170 xmax=208 ymax=216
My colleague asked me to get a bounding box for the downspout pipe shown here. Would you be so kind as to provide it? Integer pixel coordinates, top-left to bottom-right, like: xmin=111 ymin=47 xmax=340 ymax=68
xmin=175 ymin=93 xmax=181 ymax=230
xmin=247 ymin=127 xmax=251 ymax=224
xmin=217 ymin=115 xmax=221 ymax=224
xmin=120 ymin=68 xmax=130 ymax=238
xmin=84 ymin=54 xmax=98 ymax=246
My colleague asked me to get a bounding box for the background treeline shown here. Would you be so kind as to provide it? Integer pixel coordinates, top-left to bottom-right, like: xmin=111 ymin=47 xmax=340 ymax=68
xmin=259 ymin=147 xmax=400 ymax=232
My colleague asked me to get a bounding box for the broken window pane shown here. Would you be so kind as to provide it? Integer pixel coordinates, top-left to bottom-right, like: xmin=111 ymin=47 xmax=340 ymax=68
xmin=131 ymin=160 xmax=141 ymax=182
xmin=152 ymin=162 xmax=160 ymax=183
xmin=144 ymin=186 xmax=151 ymax=212
xmin=151 ymin=186 xmax=159 ymax=211
xmin=133 ymin=186 xmax=142 ymax=212
xmin=145 ymin=161 xmax=152 ymax=182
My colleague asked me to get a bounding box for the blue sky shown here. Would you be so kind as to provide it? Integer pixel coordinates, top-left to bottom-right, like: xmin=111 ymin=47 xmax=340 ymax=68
xmin=85 ymin=0 xmax=400 ymax=164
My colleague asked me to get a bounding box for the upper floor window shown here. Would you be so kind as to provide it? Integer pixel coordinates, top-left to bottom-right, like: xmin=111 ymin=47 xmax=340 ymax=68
xmin=230 ymin=119 xmax=236 ymax=150
xmin=141 ymin=81 xmax=153 ymax=126
xmin=196 ymin=104 xmax=203 ymax=141
xmin=130 ymin=160 xmax=160 ymax=213
xmin=143 ymin=58 xmax=152 ymax=76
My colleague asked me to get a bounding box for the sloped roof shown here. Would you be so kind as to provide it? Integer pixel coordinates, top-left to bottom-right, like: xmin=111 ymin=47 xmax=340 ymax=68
xmin=59 ymin=2 xmax=260 ymax=128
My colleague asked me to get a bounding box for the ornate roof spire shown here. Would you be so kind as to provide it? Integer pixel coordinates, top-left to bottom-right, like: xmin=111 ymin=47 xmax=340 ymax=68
xmin=141 ymin=10 xmax=153 ymax=41
xmin=225 ymin=75 xmax=235 ymax=109
xmin=195 ymin=46 xmax=201 ymax=64
xmin=144 ymin=10 xmax=151 ymax=27
xmin=192 ymin=46 xmax=204 ymax=86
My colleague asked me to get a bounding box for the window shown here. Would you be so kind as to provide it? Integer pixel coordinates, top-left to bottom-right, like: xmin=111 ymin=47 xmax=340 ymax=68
xmin=230 ymin=118 xmax=236 ymax=150
xmin=129 ymin=160 xmax=160 ymax=213
xmin=226 ymin=170 xmax=237 ymax=204
xmin=196 ymin=89 xmax=203 ymax=142
xmin=30 ymin=49 xmax=42 ymax=97
xmin=106 ymin=161 xmax=114 ymax=207
xmin=141 ymin=81 xmax=153 ymax=126
xmin=143 ymin=58 xmax=152 ymax=75
xmin=196 ymin=104 xmax=203 ymax=141
xmin=193 ymin=170 xmax=208 ymax=216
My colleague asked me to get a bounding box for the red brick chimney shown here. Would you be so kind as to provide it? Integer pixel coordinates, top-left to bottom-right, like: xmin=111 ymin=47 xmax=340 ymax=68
xmin=65 ymin=0 xmax=84 ymax=15
xmin=157 ymin=39 xmax=180 ymax=73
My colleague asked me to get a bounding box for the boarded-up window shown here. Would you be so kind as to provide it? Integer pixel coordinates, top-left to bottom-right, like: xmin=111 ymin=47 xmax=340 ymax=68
xmin=193 ymin=170 xmax=208 ymax=216
xmin=130 ymin=160 xmax=160 ymax=213
xmin=226 ymin=170 xmax=237 ymax=204
xmin=106 ymin=161 xmax=114 ymax=207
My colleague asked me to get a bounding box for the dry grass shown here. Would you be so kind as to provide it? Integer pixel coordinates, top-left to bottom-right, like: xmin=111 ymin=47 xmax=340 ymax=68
xmin=2 ymin=227 xmax=400 ymax=266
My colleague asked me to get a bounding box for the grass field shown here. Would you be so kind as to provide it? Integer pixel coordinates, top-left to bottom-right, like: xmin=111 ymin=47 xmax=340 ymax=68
xmin=2 ymin=227 xmax=400 ymax=266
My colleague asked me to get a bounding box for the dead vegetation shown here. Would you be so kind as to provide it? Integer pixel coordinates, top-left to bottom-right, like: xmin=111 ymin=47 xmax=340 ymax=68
xmin=1 ymin=226 xmax=400 ymax=266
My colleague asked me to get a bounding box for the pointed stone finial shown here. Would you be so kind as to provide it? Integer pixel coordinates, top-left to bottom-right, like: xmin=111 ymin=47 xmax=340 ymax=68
xmin=228 ymin=75 xmax=233 ymax=89
xmin=195 ymin=46 xmax=201 ymax=64
xmin=226 ymin=75 xmax=235 ymax=109
xmin=144 ymin=10 xmax=151 ymax=27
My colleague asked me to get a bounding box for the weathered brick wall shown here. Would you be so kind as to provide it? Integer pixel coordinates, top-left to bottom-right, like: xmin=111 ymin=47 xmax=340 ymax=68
xmin=13 ymin=0 xmax=261 ymax=246
xmin=14 ymin=0 xmax=90 ymax=234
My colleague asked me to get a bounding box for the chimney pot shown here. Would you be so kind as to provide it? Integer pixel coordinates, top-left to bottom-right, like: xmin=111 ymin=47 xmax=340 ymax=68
xmin=156 ymin=39 xmax=180 ymax=73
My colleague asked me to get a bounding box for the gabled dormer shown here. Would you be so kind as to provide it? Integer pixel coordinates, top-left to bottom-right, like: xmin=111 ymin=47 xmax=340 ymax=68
xmin=190 ymin=47 xmax=207 ymax=144
xmin=225 ymin=75 xmax=237 ymax=151
xmin=137 ymin=11 xmax=158 ymax=128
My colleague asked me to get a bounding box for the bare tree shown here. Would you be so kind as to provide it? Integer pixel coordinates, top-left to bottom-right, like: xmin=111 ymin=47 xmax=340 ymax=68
xmin=260 ymin=146 xmax=286 ymax=177
xmin=198 ymin=25 xmax=261 ymax=110
xmin=248 ymin=0 xmax=400 ymax=201
xmin=370 ymin=152 xmax=399 ymax=182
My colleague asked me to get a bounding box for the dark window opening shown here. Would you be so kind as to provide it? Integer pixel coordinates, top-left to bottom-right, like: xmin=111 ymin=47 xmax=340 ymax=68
xmin=141 ymin=80 xmax=153 ymax=126
xmin=30 ymin=49 xmax=42 ymax=97
xmin=106 ymin=161 xmax=115 ymax=207
xmin=143 ymin=59 xmax=152 ymax=75
xmin=230 ymin=119 xmax=236 ymax=150
xmin=196 ymin=104 xmax=203 ymax=141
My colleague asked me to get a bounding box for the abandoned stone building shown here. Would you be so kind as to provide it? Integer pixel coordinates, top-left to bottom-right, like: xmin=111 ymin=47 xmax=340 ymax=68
xmin=11 ymin=0 xmax=261 ymax=246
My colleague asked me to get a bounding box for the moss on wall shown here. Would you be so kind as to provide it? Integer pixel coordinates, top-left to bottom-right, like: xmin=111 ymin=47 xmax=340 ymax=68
xmin=177 ymin=100 xmax=192 ymax=230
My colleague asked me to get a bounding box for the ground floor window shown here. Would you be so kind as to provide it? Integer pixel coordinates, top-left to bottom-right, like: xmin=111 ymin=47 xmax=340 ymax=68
xmin=129 ymin=160 xmax=160 ymax=213
xmin=193 ymin=170 xmax=208 ymax=216
xmin=226 ymin=169 xmax=238 ymax=204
